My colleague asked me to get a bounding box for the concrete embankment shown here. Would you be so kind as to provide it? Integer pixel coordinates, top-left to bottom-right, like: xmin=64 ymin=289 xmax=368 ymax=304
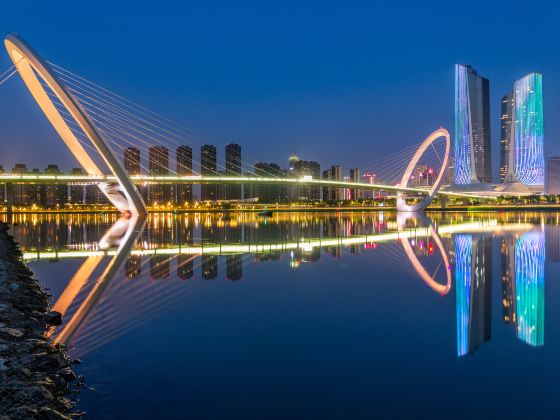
xmin=0 ymin=222 xmax=81 ymax=419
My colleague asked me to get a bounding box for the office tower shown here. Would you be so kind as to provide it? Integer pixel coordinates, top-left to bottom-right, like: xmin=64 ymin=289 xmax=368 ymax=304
xmin=500 ymin=93 xmax=514 ymax=182
xmin=454 ymin=64 xmax=492 ymax=184
xmin=330 ymin=165 xmax=342 ymax=200
xmin=545 ymin=156 xmax=560 ymax=194
xmin=41 ymin=165 xmax=67 ymax=207
xmin=201 ymin=144 xmax=217 ymax=201
xmin=504 ymin=73 xmax=544 ymax=186
xmin=288 ymin=155 xmax=320 ymax=201
xmin=124 ymin=147 xmax=141 ymax=175
xmin=148 ymin=146 xmax=172 ymax=204
xmin=246 ymin=163 xmax=287 ymax=203
xmin=362 ymin=172 xmax=377 ymax=199
xmin=11 ymin=164 xmax=32 ymax=206
xmin=69 ymin=168 xmax=85 ymax=204
xmin=225 ymin=143 xmax=242 ymax=200
xmin=176 ymin=145 xmax=193 ymax=203
xmin=455 ymin=234 xmax=492 ymax=356
xmin=349 ymin=168 xmax=361 ymax=200
xmin=85 ymin=184 xmax=110 ymax=205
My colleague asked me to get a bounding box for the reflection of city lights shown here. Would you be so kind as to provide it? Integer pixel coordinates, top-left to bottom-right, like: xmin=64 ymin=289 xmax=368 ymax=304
xmin=515 ymin=232 xmax=545 ymax=347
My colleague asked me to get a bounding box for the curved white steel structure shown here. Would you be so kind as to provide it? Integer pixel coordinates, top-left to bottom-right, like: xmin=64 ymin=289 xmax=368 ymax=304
xmin=397 ymin=128 xmax=451 ymax=212
xmin=3 ymin=34 xmax=146 ymax=217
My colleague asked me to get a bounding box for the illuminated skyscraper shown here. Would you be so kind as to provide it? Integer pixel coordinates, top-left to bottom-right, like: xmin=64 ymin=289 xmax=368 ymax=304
xmin=176 ymin=145 xmax=193 ymax=203
xmin=148 ymin=146 xmax=172 ymax=204
xmin=500 ymin=94 xmax=514 ymax=182
xmin=201 ymin=144 xmax=217 ymax=201
xmin=225 ymin=143 xmax=242 ymax=200
xmin=454 ymin=64 xmax=492 ymax=184
xmin=504 ymin=73 xmax=544 ymax=186
xmin=124 ymin=147 xmax=141 ymax=175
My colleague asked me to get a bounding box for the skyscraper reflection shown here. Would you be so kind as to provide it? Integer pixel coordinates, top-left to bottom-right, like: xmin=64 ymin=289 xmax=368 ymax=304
xmin=514 ymin=232 xmax=545 ymax=347
xmin=455 ymin=234 xmax=492 ymax=357
xmin=501 ymin=231 xmax=545 ymax=347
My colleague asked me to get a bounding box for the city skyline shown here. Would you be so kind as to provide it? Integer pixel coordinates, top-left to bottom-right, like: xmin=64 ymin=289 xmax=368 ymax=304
xmin=1 ymin=1 xmax=559 ymax=179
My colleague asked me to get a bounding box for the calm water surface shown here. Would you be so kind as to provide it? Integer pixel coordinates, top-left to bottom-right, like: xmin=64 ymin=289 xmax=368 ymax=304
xmin=6 ymin=211 xmax=560 ymax=419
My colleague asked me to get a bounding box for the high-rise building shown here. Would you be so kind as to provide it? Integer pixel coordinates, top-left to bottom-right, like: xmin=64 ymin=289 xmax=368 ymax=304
xmin=41 ymin=165 xmax=67 ymax=208
xmin=330 ymin=165 xmax=343 ymax=200
xmin=225 ymin=143 xmax=242 ymax=200
xmin=201 ymin=144 xmax=217 ymax=201
xmin=454 ymin=64 xmax=492 ymax=184
xmin=148 ymin=146 xmax=172 ymax=204
xmin=246 ymin=163 xmax=287 ymax=203
xmin=504 ymin=73 xmax=544 ymax=186
xmin=124 ymin=147 xmax=141 ymax=175
xmin=349 ymin=168 xmax=361 ymax=200
xmin=362 ymin=172 xmax=377 ymax=199
xmin=289 ymin=159 xmax=320 ymax=201
xmin=69 ymin=168 xmax=85 ymax=204
xmin=176 ymin=145 xmax=193 ymax=203
xmin=545 ymin=156 xmax=560 ymax=194
xmin=500 ymin=93 xmax=514 ymax=182
xmin=11 ymin=164 xmax=31 ymax=206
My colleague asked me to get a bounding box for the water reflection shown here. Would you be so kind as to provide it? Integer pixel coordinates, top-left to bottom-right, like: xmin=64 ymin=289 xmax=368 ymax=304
xmin=4 ymin=211 xmax=557 ymax=359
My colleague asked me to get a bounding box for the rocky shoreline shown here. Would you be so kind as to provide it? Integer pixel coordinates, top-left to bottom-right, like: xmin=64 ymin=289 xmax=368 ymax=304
xmin=0 ymin=222 xmax=82 ymax=419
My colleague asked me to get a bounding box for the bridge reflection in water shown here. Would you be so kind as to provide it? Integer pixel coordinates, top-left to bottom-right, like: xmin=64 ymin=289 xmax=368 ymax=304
xmin=7 ymin=211 xmax=553 ymax=357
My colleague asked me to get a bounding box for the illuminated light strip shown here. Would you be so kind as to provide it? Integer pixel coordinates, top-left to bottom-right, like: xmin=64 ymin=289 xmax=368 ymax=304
xmin=21 ymin=221 xmax=535 ymax=261
xmin=0 ymin=174 xmax=497 ymax=200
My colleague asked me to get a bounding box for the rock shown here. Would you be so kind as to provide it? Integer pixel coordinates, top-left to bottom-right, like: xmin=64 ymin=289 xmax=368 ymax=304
xmin=59 ymin=367 xmax=76 ymax=382
xmin=44 ymin=311 xmax=62 ymax=326
xmin=38 ymin=407 xmax=72 ymax=420
xmin=0 ymin=327 xmax=24 ymax=338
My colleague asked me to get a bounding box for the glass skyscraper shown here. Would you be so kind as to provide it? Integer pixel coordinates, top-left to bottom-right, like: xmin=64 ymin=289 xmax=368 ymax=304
xmin=504 ymin=73 xmax=544 ymax=185
xmin=454 ymin=64 xmax=492 ymax=185
xmin=499 ymin=93 xmax=514 ymax=183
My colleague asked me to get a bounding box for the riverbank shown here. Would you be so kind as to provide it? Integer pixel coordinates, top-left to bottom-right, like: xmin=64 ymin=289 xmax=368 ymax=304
xmin=0 ymin=222 xmax=81 ymax=419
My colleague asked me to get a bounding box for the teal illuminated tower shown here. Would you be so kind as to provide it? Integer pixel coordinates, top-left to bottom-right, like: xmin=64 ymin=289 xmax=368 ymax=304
xmin=504 ymin=73 xmax=544 ymax=186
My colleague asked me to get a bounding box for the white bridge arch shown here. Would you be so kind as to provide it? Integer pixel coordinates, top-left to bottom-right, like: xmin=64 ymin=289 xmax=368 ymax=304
xmin=4 ymin=33 xmax=147 ymax=217
xmin=397 ymin=128 xmax=451 ymax=212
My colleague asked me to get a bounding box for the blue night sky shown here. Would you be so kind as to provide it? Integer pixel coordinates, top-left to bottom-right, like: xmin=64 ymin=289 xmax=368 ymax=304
xmin=0 ymin=0 xmax=558 ymax=178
